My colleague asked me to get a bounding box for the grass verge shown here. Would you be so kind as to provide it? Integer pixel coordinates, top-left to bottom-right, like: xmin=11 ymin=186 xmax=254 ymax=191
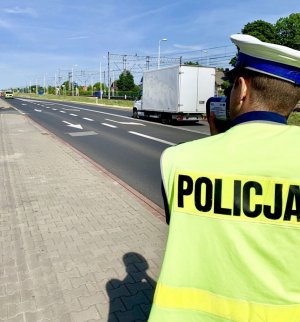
xmin=15 ymin=93 xmax=133 ymax=109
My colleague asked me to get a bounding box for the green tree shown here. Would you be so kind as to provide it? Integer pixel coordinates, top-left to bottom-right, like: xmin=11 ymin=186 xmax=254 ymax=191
xmin=275 ymin=13 xmax=300 ymax=50
xmin=29 ymin=85 xmax=36 ymax=93
xmin=117 ymin=70 xmax=135 ymax=91
xmin=62 ymin=80 xmax=70 ymax=89
xmin=242 ymin=20 xmax=277 ymax=43
xmin=47 ymin=86 xmax=56 ymax=94
xmin=59 ymin=81 xmax=70 ymax=95
xmin=221 ymin=80 xmax=232 ymax=92
xmin=184 ymin=61 xmax=199 ymax=66
xmin=229 ymin=14 xmax=300 ymax=66
xmin=229 ymin=56 xmax=237 ymax=67
xmin=93 ymin=82 xmax=106 ymax=91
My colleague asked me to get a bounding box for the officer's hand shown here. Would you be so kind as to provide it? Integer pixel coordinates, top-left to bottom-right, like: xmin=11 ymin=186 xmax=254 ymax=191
xmin=208 ymin=112 xmax=219 ymax=136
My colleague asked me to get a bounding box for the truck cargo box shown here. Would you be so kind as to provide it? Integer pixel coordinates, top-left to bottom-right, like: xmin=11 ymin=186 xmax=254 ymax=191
xmin=133 ymin=65 xmax=215 ymax=123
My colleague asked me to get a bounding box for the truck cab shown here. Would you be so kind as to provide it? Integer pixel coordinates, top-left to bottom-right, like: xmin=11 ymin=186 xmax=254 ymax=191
xmin=4 ymin=90 xmax=13 ymax=99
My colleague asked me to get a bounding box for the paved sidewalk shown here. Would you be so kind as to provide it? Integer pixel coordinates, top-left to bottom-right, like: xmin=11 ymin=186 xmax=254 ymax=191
xmin=0 ymin=101 xmax=167 ymax=322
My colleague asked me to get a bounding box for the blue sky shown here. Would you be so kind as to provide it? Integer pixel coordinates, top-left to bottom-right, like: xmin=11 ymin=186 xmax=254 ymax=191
xmin=0 ymin=0 xmax=298 ymax=89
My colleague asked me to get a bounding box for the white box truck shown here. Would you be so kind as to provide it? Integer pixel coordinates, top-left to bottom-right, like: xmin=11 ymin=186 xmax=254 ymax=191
xmin=133 ymin=65 xmax=215 ymax=123
xmin=4 ymin=90 xmax=13 ymax=99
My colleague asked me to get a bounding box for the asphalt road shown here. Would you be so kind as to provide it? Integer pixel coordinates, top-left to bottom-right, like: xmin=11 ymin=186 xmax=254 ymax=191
xmin=9 ymin=97 xmax=210 ymax=208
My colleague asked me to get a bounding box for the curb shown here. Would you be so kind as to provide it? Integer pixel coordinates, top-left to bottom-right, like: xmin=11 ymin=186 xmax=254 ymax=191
xmin=0 ymin=98 xmax=14 ymax=109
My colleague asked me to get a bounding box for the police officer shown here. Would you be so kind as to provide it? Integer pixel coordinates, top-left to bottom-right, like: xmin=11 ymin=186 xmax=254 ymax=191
xmin=149 ymin=34 xmax=300 ymax=321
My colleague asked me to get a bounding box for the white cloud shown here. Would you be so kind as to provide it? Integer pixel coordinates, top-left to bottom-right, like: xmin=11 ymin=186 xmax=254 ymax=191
xmin=120 ymin=5 xmax=171 ymax=24
xmin=4 ymin=6 xmax=38 ymax=18
xmin=173 ymin=43 xmax=204 ymax=51
xmin=67 ymin=35 xmax=90 ymax=40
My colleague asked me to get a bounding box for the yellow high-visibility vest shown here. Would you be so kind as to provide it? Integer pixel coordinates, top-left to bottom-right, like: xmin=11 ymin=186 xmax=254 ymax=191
xmin=149 ymin=120 xmax=300 ymax=322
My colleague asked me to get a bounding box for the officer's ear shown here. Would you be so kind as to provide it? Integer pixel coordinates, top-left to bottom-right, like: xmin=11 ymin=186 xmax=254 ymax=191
xmin=229 ymin=76 xmax=250 ymax=119
xmin=236 ymin=76 xmax=248 ymax=103
xmin=234 ymin=77 xmax=249 ymax=109
xmin=242 ymin=77 xmax=250 ymax=103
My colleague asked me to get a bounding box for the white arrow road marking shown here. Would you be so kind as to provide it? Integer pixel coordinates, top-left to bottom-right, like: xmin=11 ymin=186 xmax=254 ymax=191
xmin=62 ymin=121 xmax=83 ymax=130
xmin=82 ymin=117 xmax=94 ymax=121
xmin=105 ymin=119 xmax=145 ymax=126
xmin=129 ymin=131 xmax=175 ymax=146
xmin=102 ymin=123 xmax=117 ymax=128
xmin=68 ymin=131 xmax=98 ymax=137
xmin=69 ymin=113 xmax=78 ymax=117
xmin=34 ymin=109 xmax=42 ymax=112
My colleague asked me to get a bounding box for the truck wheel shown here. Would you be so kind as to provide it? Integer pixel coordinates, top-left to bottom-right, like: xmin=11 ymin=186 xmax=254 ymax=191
xmin=162 ymin=114 xmax=171 ymax=125
xmin=132 ymin=108 xmax=139 ymax=119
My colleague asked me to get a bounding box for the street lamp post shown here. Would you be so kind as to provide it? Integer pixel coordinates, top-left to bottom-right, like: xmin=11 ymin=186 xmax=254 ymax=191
xmin=43 ymin=74 xmax=46 ymax=95
xmin=158 ymin=38 xmax=167 ymax=69
xmin=108 ymin=52 xmax=111 ymax=100
xmin=71 ymin=64 xmax=77 ymax=96
xmin=99 ymin=55 xmax=106 ymax=100
xmin=99 ymin=60 xmax=102 ymax=99
xmin=72 ymin=67 xmax=74 ymax=96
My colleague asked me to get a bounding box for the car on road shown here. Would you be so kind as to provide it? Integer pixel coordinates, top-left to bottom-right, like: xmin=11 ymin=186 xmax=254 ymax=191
xmin=4 ymin=90 xmax=13 ymax=99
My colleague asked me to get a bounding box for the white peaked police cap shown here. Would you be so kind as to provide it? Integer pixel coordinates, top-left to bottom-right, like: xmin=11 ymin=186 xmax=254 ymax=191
xmin=228 ymin=34 xmax=300 ymax=85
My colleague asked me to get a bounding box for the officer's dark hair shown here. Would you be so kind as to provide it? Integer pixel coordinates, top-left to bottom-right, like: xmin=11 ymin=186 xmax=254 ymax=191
xmin=233 ymin=68 xmax=300 ymax=117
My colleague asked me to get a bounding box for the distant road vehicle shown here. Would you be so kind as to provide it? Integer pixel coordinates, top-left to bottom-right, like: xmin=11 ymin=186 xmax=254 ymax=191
xmin=4 ymin=90 xmax=13 ymax=99
xmin=133 ymin=65 xmax=215 ymax=124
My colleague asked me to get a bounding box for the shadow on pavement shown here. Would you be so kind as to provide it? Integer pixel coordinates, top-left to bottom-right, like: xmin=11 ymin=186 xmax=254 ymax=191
xmin=106 ymin=252 xmax=156 ymax=322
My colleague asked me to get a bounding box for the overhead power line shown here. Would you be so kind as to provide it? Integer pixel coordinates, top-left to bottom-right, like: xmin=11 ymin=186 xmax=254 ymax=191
xmin=20 ymin=45 xmax=237 ymax=90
